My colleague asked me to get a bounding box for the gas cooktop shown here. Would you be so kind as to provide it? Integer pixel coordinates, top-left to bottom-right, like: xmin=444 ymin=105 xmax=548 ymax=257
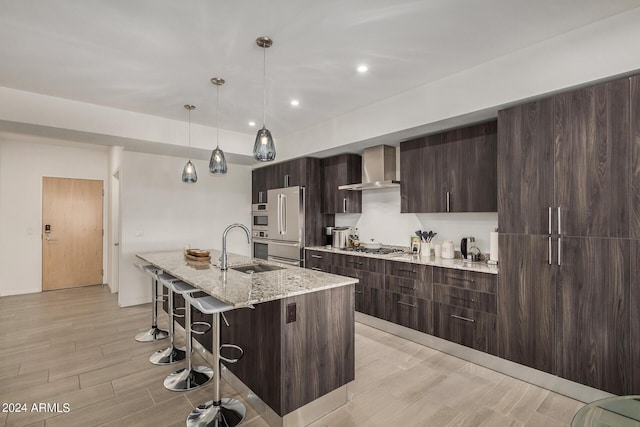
xmin=342 ymin=246 xmax=404 ymax=255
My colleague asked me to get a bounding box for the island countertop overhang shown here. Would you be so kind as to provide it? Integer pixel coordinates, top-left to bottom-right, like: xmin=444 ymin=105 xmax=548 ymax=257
xmin=136 ymin=249 xmax=358 ymax=307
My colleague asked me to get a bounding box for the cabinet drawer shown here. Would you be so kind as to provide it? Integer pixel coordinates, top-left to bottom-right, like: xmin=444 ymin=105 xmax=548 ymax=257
xmin=433 ymin=267 xmax=497 ymax=294
xmin=334 ymin=254 xmax=385 ymax=273
xmin=355 ymin=285 xmax=385 ymax=319
xmin=385 ymin=292 xmax=433 ymax=334
xmin=305 ymin=251 xmax=331 ymax=272
xmin=385 ymin=276 xmax=431 ymax=300
xmin=433 ymin=284 xmax=496 ymax=314
xmin=385 ymin=260 xmax=431 ymax=281
xmin=335 ymin=266 xmax=385 ymax=290
xmin=433 ymin=303 xmax=497 ymax=355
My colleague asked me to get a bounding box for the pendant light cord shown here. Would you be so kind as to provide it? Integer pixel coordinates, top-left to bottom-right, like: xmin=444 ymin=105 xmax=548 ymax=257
xmin=216 ymin=84 xmax=220 ymax=149
xmin=262 ymin=45 xmax=266 ymax=127
xmin=188 ymin=108 xmax=192 ymax=159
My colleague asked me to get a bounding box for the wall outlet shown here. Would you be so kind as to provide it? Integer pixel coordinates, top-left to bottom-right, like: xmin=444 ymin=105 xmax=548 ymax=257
xmin=286 ymin=303 xmax=296 ymax=323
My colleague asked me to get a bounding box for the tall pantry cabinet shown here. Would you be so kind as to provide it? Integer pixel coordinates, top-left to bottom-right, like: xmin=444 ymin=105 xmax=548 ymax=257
xmin=498 ymin=77 xmax=632 ymax=395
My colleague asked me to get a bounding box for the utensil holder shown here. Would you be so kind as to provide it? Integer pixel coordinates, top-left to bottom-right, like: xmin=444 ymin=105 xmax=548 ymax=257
xmin=420 ymin=242 xmax=431 ymax=257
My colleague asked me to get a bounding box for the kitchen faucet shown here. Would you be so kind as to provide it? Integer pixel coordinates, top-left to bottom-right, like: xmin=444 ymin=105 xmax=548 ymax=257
xmin=220 ymin=223 xmax=251 ymax=270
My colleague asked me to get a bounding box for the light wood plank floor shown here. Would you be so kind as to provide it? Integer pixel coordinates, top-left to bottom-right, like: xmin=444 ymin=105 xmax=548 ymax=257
xmin=0 ymin=286 xmax=584 ymax=427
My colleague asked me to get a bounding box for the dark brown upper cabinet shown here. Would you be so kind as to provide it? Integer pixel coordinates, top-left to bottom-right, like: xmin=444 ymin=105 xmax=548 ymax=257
xmin=555 ymin=78 xmax=630 ymax=238
xmin=498 ymin=98 xmax=554 ymax=235
xmin=252 ymin=166 xmax=268 ymax=204
xmin=400 ymin=122 xmax=497 ymax=213
xmin=321 ymin=154 xmax=362 ymax=214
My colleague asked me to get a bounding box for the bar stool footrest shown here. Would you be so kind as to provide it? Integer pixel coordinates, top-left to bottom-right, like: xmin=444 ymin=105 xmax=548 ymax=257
xmin=191 ymin=321 xmax=212 ymax=335
xmin=219 ymin=344 xmax=244 ymax=364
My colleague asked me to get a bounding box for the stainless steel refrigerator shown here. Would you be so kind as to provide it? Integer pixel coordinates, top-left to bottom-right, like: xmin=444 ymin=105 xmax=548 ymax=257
xmin=252 ymin=186 xmax=305 ymax=266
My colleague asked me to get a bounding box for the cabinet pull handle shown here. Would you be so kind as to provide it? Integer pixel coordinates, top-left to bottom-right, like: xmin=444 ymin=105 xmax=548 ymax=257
xmin=397 ymin=300 xmax=416 ymax=308
xmin=548 ymin=207 xmax=552 ymax=235
xmin=446 ymin=275 xmax=475 ymax=283
xmin=355 ymin=290 xmax=363 ymax=295
xmin=557 ymin=206 xmax=562 ymax=235
xmin=558 ymin=237 xmax=562 ymax=266
xmin=311 ymin=255 xmax=323 ymax=259
xmin=446 ymin=191 xmax=451 ymax=212
xmin=348 ymin=261 xmax=364 ymax=266
xmin=397 ymin=283 xmax=417 ymax=290
xmin=284 ymin=174 xmax=290 ymax=187
xmin=548 ymin=237 xmax=552 ymax=265
xmin=343 ymin=198 xmax=347 ymax=213
xmin=399 ymin=268 xmax=416 ymax=274
xmin=450 ymin=294 xmax=476 ymax=303
xmin=451 ymin=314 xmax=475 ymax=323
xmin=310 ymin=267 xmax=323 ymax=271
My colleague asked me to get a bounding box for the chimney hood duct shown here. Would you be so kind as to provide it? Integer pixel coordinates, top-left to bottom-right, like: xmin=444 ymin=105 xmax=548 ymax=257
xmin=338 ymin=145 xmax=400 ymax=191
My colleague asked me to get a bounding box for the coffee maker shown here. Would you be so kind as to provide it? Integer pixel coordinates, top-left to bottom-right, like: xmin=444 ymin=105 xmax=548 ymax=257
xmin=325 ymin=227 xmax=334 ymax=248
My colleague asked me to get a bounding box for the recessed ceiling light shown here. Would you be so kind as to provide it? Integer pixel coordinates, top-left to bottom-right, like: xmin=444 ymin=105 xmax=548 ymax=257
xmin=248 ymin=121 xmax=256 ymax=127
xmin=290 ymin=100 xmax=300 ymax=107
xmin=357 ymin=65 xmax=368 ymax=73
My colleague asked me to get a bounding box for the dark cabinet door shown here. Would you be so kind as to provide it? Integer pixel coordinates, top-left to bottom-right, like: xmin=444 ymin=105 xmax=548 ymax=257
xmin=400 ymin=134 xmax=444 ymax=213
xmin=498 ymin=98 xmax=554 ymax=235
xmin=631 ymin=240 xmax=640 ymax=393
xmin=321 ymin=154 xmax=362 ymax=214
xmin=555 ymin=237 xmax=630 ymax=395
xmin=555 ymin=78 xmax=630 ymax=238
xmin=252 ymin=167 xmax=268 ymax=204
xmin=631 ymin=76 xmax=640 ymax=239
xmin=279 ymin=158 xmax=304 ymax=188
xmin=433 ymin=303 xmax=497 ymax=355
xmin=497 ymin=234 xmax=556 ymax=374
xmin=443 ymin=121 xmax=497 ymax=213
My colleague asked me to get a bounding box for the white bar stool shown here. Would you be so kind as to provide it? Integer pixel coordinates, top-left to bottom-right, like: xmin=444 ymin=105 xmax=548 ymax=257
xmin=163 ymin=280 xmax=213 ymax=391
xmin=149 ymin=272 xmax=188 ymax=365
xmin=134 ymin=264 xmax=169 ymax=342
xmin=185 ymin=294 xmax=246 ymax=427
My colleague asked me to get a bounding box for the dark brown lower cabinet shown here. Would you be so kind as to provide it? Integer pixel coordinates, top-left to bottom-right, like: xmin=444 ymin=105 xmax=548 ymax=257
xmin=555 ymin=237 xmax=629 ymax=395
xmin=498 ymin=234 xmax=556 ymax=374
xmin=384 ymin=292 xmax=432 ymax=334
xmin=355 ymin=285 xmax=385 ymax=319
xmin=433 ymin=303 xmax=497 ymax=355
xmin=631 ymin=240 xmax=640 ymax=393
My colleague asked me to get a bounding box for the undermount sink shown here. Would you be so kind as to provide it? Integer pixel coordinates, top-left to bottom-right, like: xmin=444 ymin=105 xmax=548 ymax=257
xmin=231 ymin=263 xmax=286 ymax=274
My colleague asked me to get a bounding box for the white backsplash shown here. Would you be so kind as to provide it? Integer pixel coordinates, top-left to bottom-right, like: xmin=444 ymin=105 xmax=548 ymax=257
xmin=334 ymin=188 xmax=498 ymax=253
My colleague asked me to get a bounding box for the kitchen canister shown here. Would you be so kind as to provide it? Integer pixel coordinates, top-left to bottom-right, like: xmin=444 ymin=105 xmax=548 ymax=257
xmin=489 ymin=228 xmax=499 ymax=265
xmin=434 ymin=244 xmax=442 ymax=258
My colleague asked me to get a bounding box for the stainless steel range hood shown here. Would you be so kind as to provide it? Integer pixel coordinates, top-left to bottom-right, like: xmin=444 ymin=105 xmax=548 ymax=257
xmin=338 ymin=145 xmax=400 ymax=191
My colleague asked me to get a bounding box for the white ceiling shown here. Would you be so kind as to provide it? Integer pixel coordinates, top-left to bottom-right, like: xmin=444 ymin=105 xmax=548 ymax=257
xmin=1 ymin=0 xmax=639 ymax=140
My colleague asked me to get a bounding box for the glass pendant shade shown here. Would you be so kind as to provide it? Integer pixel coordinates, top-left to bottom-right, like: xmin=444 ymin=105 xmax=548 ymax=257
xmin=182 ymin=160 xmax=197 ymax=183
xmin=209 ymin=147 xmax=227 ymax=174
xmin=253 ymin=126 xmax=276 ymax=162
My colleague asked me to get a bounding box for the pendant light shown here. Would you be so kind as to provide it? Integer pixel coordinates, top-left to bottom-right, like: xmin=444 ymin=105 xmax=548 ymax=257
xmin=181 ymin=104 xmax=198 ymax=183
xmin=253 ymin=36 xmax=276 ymax=162
xmin=209 ymin=77 xmax=228 ymax=174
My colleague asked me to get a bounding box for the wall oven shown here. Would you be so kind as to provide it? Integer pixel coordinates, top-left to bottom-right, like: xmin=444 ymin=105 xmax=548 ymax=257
xmin=252 ymin=203 xmax=268 ymax=237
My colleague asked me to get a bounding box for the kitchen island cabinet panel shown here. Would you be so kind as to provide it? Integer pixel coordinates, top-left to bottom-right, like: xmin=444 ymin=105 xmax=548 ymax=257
xmin=433 ymin=303 xmax=497 ymax=355
xmin=555 ymin=237 xmax=629 ymax=395
xmin=321 ymin=154 xmax=362 ymax=214
xmin=222 ymin=284 xmax=355 ymax=416
xmin=497 ymin=234 xmax=556 ymax=374
xmin=555 ymin=78 xmax=630 ymax=238
xmin=497 ymin=98 xmax=554 ymax=235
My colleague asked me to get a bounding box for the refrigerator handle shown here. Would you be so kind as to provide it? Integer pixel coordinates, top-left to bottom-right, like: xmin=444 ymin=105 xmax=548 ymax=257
xmin=281 ymin=194 xmax=287 ymax=235
xmin=277 ymin=194 xmax=282 ymax=235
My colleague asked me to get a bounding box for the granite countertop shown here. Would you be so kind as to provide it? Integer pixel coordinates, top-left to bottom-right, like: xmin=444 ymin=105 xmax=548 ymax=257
xmin=306 ymin=246 xmax=499 ymax=275
xmin=137 ymin=250 xmax=358 ymax=308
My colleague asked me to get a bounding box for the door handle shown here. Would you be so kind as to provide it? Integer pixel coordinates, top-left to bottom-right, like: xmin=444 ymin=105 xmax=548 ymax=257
xmin=114 ymin=243 xmax=120 ymax=246
xmin=281 ymin=195 xmax=287 ymax=235
xmin=446 ymin=191 xmax=451 ymax=212
xmin=548 ymin=237 xmax=552 ymax=265
xmin=557 ymin=207 xmax=562 ymax=235
xmin=548 ymin=207 xmax=552 ymax=235
xmin=343 ymin=198 xmax=347 ymax=213
xmin=557 ymin=237 xmax=562 ymax=266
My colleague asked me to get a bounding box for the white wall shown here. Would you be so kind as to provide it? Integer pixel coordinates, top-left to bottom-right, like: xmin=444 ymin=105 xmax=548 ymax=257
xmin=119 ymin=151 xmax=252 ymax=307
xmin=107 ymin=146 xmax=123 ymax=293
xmin=0 ymin=136 xmax=109 ymax=296
xmin=335 ymin=188 xmax=497 ymax=254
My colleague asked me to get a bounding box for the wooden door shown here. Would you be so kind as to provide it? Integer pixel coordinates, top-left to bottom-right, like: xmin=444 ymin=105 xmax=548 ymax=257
xmin=42 ymin=177 xmax=103 ymax=290
xmin=400 ymin=134 xmax=444 ymax=213
xmin=555 ymin=78 xmax=630 ymax=238
xmin=555 ymin=237 xmax=629 ymax=395
xmin=498 ymin=99 xmax=554 ymax=234
xmin=443 ymin=121 xmax=498 ymax=213
xmin=498 ymin=234 xmax=556 ymax=373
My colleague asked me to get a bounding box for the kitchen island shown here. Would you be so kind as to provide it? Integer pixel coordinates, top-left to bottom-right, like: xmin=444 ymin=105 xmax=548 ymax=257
xmin=136 ymin=250 xmax=357 ymax=427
